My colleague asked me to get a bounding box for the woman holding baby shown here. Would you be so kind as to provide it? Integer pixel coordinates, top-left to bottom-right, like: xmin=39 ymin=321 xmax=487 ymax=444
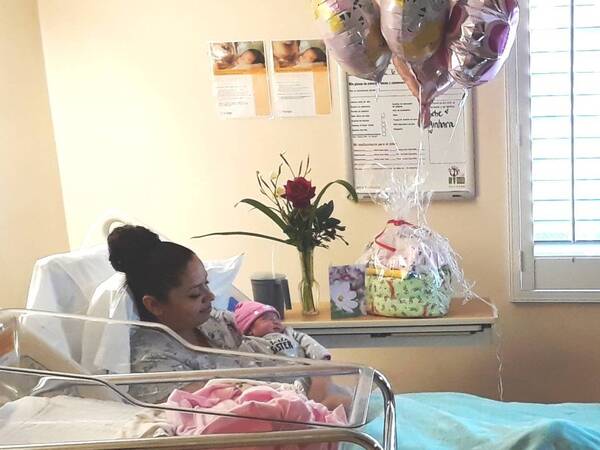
xmin=107 ymin=225 xmax=341 ymax=406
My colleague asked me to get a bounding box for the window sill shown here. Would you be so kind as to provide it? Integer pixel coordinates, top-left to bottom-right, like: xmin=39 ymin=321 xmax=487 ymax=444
xmin=512 ymin=292 xmax=600 ymax=303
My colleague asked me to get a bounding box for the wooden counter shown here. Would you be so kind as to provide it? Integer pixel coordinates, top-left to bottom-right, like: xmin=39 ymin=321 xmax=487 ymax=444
xmin=284 ymin=298 xmax=497 ymax=348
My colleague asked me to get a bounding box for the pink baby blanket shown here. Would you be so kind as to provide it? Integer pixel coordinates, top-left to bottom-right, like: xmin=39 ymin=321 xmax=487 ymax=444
xmin=166 ymin=380 xmax=347 ymax=450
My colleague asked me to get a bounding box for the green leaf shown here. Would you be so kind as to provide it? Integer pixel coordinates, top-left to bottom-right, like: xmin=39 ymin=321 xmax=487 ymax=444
xmin=280 ymin=153 xmax=296 ymax=178
xmin=314 ymin=180 xmax=358 ymax=207
xmin=255 ymin=171 xmax=268 ymax=196
xmin=191 ymin=231 xmax=290 ymax=245
xmin=316 ymin=201 xmax=334 ymax=220
xmin=324 ymin=217 xmax=341 ymax=228
xmin=238 ymin=198 xmax=288 ymax=231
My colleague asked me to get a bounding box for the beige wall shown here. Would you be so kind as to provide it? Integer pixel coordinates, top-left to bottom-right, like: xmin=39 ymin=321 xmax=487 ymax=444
xmin=36 ymin=0 xmax=600 ymax=402
xmin=0 ymin=0 xmax=68 ymax=308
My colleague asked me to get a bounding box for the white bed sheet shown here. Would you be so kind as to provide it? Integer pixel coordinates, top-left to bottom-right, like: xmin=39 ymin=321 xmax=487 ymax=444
xmin=0 ymin=395 xmax=173 ymax=445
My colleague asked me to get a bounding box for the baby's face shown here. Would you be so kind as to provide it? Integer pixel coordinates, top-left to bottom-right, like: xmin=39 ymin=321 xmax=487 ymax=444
xmin=250 ymin=312 xmax=284 ymax=337
xmin=237 ymin=50 xmax=257 ymax=65
xmin=299 ymin=49 xmax=319 ymax=64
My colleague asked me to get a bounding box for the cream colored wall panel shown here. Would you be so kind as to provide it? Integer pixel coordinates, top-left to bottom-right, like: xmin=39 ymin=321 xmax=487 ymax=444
xmin=0 ymin=0 xmax=68 ymax=308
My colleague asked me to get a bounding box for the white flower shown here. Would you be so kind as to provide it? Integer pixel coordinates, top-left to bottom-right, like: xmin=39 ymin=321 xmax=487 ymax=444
xmin=330 ymin=281 xmax=359 ymax=313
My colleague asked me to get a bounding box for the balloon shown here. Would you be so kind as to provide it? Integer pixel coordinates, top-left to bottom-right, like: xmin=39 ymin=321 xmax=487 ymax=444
xmin=381 ymin=0 xmax=451 ymax=63
xmin=392 ymin=45 xmax=454 ymax=128
xmin=447 ymin=0 xmax=519 ymax=87
xmin=312 ymin=0 xmax=391 ymax=82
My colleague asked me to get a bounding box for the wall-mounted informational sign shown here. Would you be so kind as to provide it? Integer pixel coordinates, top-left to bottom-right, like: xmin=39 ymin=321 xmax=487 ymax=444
xmin=210 ymin=41 xmax=271 ymax=119
xmin=340 ymin=63 xmax=476 ymax=200
xmin=269 ymin=39 xmax=332 ymax=117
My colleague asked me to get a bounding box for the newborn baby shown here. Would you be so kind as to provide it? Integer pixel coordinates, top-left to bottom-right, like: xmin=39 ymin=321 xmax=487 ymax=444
xmin=235 ymin=49 xmax=265 ymax=67
xmin=234 ymin=302 xmax=330 ymax=360
xmin=298 ymin=47 xmax=327 ymax=64
xmin=235 ymin=302 xmax=353 ymax=412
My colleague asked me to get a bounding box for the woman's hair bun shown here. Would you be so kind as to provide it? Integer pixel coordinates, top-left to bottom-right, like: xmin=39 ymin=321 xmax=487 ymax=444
xmin=107 ymin=225 xmax=160 ymax=273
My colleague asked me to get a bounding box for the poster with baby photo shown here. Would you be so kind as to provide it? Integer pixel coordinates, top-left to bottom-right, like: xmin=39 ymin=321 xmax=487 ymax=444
xmin=209 ymin=41 xmax=271 ymax=119
xmin=329 ymin=265 xmax=367 ymax=319
xmin=269 ymin=39 xmax=332 ymax=117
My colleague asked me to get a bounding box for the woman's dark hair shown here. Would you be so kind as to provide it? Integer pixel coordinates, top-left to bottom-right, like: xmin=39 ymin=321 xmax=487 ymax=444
xmin=107 ymin=225 xmax=194 ymax=321
xmin=245 ymin=48 xmax=265 ymax=65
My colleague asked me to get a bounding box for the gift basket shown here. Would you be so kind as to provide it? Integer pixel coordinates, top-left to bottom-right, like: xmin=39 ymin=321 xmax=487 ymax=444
xmin=357 ymin=171 xmax=466 ymax=319
xmin=361 ymin=219 xmax=455 ymax=318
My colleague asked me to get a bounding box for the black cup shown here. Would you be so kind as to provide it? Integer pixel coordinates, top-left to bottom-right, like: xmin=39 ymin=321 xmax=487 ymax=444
xmin=250 ymin=273 xmax=292 ymax=319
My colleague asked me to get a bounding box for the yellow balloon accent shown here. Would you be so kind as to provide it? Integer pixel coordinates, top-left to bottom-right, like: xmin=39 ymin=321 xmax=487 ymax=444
xmin=327 ymin=15 xmax=346 ymax=33
xmin=402 ymin=19 xmax=445 ymax=61
xmin=313 ymin=1 xmax=346 ymax=33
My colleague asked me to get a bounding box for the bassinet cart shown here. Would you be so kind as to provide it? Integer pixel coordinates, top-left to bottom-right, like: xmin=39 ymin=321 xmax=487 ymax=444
xmin=0 ymin=309 xmax=396 ymax=450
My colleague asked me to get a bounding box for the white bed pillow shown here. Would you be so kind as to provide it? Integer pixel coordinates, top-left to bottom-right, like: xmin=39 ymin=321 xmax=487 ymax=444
xmin=25 ymin=245 xmax=115 ymax=361
xmin=81 ymin=254 xmax=243 ymax=373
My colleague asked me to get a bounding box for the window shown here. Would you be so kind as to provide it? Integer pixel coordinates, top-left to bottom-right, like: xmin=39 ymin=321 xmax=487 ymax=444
xmin=508 ymin=0 xmax=600 ymax=300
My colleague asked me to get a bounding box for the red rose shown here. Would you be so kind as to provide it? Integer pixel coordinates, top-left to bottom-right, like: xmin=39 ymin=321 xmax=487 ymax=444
xmin=282 ymin=177 xmax=316 ymax=209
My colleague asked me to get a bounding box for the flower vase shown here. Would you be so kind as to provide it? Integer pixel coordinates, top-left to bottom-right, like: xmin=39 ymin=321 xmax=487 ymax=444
xmin=298 ymin=248 xmax=320 ymax=316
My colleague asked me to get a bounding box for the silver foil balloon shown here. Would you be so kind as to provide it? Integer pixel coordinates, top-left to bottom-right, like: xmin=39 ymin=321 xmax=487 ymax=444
xmin=381 ymin=0 xmax=451 ymax=63
xmin=447 ymin=0 xmax=519 ymax=87
xmin=392 ymin=45 xmax=454 ymax=128
xmin=313 ymin=0 xmax=391 ymax=82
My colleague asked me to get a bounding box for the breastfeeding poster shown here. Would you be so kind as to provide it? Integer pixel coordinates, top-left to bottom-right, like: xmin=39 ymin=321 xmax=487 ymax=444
xmin=210 ymin=41 xmax=271 ymax=119
xmin=269 ymin=40 xmax=332 ymax=117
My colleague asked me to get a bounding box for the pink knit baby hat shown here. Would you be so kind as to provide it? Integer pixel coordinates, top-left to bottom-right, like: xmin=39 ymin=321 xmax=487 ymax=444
xmin=234 ymin=301 xmax=280 ymax=334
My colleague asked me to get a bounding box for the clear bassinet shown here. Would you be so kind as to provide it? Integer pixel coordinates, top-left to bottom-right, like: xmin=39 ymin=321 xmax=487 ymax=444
xmin=0 ymin=309 xmax=396 ymax=450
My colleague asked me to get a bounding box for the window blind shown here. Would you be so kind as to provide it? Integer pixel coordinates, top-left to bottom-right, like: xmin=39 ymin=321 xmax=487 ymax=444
xmin=529 ymin=0 xmax=600 ymax=244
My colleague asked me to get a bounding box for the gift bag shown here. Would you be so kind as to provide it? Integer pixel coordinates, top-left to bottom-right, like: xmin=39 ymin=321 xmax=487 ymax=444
xmin=329 ymin=265 xmax=367 ymax=319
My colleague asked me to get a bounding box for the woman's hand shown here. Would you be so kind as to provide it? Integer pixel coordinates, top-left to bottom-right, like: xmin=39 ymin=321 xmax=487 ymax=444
xmin=308 ymin=377 xmax=352 ymax=412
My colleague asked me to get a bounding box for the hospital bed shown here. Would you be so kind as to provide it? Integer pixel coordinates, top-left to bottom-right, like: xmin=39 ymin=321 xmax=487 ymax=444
xmin=0 ymin=309 xmax=396 ymax=450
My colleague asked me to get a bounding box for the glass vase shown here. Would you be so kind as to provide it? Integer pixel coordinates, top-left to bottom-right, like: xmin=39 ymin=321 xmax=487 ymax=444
xmin=298 ymin=248 xmax=320 ymax=316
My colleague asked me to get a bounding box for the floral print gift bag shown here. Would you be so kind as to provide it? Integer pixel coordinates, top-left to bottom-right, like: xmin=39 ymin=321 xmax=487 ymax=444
xmin=329 ymin=265 xmax=367 ymax=319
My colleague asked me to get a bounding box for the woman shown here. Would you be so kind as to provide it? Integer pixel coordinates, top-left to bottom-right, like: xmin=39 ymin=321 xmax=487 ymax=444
xmin=108 ymin=225 xmax=348 ymax=410
xmin=108 ymin=225 xmax=246 ymax=402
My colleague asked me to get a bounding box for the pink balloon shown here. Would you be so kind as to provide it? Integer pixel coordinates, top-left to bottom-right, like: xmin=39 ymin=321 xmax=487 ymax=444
xmin=392 ymin=45 xmax=454 ymax=128
xmin=313 ymin=0 xmax=391 ymax=82
xmin=447 ymin=0 xmax=519 ymax=88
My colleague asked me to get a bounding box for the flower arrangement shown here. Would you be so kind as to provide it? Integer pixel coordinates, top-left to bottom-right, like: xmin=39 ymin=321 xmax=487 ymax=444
xmin=194 ymin=155 xmax=358 ymax=315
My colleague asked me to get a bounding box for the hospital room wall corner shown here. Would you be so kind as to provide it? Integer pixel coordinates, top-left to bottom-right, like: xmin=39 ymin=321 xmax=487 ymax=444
xmin=0 ymin=0 xmax=69 ymax=308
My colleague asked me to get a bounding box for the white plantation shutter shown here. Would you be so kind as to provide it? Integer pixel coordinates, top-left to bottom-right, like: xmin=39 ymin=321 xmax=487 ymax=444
xmin=509 ymin=0 xmax=600 ymax=299
xmin=529 ymin=0 xmax=600 ymax=246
